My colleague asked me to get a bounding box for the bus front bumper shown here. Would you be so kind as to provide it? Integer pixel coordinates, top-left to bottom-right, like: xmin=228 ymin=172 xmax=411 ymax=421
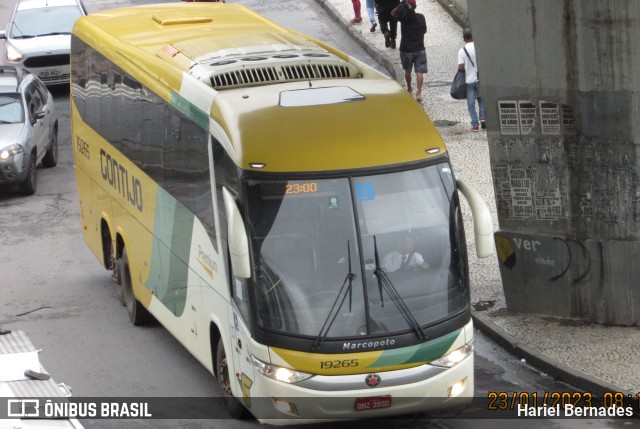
xmin=246 ymin=354 xmax=474 ymax=424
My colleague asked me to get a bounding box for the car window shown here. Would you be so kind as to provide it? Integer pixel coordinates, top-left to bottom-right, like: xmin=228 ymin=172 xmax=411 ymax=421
xmin=33 ymin=79 xmax=50 ymax=106
xmin=10 ymin=6 xmax=83 ymax=38
xmin=0 ymin=94 xmax=24 ymax=124
xmin=25 ymin=84 xmax=44 ymax=122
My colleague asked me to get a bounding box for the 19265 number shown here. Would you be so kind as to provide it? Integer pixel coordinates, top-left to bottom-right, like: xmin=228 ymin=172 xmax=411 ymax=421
xmin=320 ymin=359 xmax=359 ymax=369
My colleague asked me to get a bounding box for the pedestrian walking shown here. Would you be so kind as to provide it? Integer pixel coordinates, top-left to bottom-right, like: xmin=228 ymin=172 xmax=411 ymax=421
xmin=458 ymin=28 xmax=485 ymax=131
xmin=350 ymin=0 xmax=362 ymax=24
xmin=376 ymin=0 xmax=399 ymax=49
xmin=366 ymin=0 xmax=377 ymax=32
xmin=393 ymin=0 xmax=427 ymax=102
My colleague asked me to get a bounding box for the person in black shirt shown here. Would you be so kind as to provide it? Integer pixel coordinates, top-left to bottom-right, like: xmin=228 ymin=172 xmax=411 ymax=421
xmin=393 ymin=0 xmax=427 ymax=102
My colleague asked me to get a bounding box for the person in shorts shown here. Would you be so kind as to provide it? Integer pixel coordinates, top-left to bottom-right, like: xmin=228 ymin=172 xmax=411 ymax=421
xmin=393 ymin=0 xmax=427 ymax=102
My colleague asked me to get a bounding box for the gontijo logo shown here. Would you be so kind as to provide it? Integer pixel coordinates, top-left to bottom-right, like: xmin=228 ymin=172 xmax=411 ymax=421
xmin=100 ymin=148 xmax=143 ymax=213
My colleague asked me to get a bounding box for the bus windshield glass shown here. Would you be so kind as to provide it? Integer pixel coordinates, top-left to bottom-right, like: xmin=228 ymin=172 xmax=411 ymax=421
xmin=245 ymin=162 xmax=467 ymax=339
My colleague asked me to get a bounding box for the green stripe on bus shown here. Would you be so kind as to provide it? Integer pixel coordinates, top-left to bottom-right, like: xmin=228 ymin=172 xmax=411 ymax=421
xmin=170 ymin=91 xmax=209 ymax=130
xmin=147 ymin=189 xmax=194 ymax=317
xmin=369 ymin=329 xmax=461 ymax=367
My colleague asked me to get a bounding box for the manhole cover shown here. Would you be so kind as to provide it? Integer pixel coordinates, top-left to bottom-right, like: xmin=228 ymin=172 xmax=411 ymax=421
xmin=433 ymin=120 xmax=459 ymax=127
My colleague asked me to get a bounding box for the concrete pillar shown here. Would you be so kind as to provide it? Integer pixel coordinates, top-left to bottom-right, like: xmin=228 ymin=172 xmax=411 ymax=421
xmin=467 ymin=0 xmax=640 ymax=324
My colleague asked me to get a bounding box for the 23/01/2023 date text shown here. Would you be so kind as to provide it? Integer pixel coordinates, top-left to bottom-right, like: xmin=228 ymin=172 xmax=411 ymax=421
xmin=487 ymin=391 xmax=640 ymax=410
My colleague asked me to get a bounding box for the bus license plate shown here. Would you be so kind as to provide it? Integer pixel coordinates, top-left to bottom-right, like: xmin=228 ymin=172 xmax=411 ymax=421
xmin=354 ymin=395 xmax=392 ymax=411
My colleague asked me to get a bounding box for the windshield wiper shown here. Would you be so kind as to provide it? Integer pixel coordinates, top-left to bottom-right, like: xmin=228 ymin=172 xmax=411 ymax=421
xmin=373 ymin=235 xmax=427 ymax=340
xmin=312 ymin=241 xmax=356 ymax=351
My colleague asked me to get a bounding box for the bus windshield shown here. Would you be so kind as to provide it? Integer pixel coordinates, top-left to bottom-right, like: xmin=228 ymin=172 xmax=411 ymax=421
xmin=245 ymin=162 xmax=468 ymax=339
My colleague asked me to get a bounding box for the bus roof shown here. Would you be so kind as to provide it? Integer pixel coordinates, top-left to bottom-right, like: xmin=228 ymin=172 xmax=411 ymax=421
xmin=72 ymin=3 xmax=447 ymax=173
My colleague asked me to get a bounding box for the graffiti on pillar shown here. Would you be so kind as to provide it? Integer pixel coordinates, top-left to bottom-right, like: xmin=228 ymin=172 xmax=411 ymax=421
xmin=495 ymin=233 xmax=592 ymax=284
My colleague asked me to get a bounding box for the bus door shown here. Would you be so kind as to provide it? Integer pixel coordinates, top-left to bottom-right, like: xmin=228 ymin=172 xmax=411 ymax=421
xmin=229 ymin=304 xmax=255 ymax=409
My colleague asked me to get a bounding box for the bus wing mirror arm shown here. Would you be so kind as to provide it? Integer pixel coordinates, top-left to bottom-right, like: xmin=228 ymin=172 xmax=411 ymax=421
xmin=222 ymin=187 xmax=251 ymax=278
xmin=456 ymin=178 xmax=494 ymax=258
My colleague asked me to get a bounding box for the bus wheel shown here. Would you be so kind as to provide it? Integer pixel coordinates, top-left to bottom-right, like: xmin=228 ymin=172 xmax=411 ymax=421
xmin=216 ymin=338 xmax=248 ymax=419
xmin=120 ymin=247 xmax=152 ymax=325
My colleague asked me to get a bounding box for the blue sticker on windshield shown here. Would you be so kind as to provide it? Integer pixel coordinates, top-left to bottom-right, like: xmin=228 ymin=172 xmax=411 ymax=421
xmin=355 ymin=182 xmax=375 ymax=201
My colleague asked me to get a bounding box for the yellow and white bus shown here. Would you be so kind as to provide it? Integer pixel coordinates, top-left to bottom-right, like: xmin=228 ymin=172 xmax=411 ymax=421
xmin=70 ymin=2 xmax=493 ymax=423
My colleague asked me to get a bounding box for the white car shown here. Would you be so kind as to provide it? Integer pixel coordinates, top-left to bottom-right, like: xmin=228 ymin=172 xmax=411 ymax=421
xmin=0 ymin=0 xmax=87 ymax=85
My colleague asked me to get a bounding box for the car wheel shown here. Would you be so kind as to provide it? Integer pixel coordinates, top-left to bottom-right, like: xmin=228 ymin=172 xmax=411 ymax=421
xmin=119 ymin=247 xmax=153 ymax=325
xmin=42 ymin=129 xmax=58 ymax=168
xmin=19 ymin=153 xmax=37 ymax=195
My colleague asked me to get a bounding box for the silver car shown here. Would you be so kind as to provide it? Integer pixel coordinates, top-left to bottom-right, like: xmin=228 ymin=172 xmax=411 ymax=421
xmin=0 ymin=0 xmax=87 ymax=85
xmin=0 ymin=66 xmax=58 ymax=195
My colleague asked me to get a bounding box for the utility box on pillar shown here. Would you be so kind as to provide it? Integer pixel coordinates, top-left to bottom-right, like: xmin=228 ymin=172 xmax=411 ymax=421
xmin=468 ymin=0 xmax=640 ymax=324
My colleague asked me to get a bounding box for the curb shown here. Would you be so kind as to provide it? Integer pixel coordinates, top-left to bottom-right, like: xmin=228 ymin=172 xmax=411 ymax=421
xmin=472 ymin=312 xmax=632 ymax=397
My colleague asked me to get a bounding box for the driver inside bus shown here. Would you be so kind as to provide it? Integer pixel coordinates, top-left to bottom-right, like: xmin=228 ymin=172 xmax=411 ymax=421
xmin=382 ymin=234 xmax=430 ymax=272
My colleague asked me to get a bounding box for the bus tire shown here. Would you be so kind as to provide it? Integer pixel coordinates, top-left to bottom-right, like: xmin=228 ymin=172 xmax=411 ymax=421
xmin=120 ymin=247 xmax=152 ymax=325
xmin=216 ymin=338 xmax=248 ymax=419
xmin=18 ymin=153 xmax=37 ymax=195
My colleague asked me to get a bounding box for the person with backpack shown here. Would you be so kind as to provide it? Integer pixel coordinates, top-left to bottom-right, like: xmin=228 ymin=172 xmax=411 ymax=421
xmin=458 ymin=28 xmax=486 ymax=131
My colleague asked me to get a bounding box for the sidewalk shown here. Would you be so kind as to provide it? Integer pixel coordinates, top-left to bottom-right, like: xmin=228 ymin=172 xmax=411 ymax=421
xmin=316 ymin=0 xmax=640 ymax=396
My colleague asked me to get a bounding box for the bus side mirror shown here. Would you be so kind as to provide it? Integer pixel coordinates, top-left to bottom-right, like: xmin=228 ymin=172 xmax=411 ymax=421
xmin=456 ymin=178 xmax=494 ymax=258
xmin=222 ymin=187 xmax=251 ymax=278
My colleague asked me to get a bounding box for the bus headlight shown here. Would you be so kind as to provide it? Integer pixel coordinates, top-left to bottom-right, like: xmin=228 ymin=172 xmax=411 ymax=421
xmin=251 ymin=356 xmax=313 ymax=384
xmin=0 ymin=144 xmax=24 ymax=160
xmin=430 ymin=343 xmax=473 ymax=368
